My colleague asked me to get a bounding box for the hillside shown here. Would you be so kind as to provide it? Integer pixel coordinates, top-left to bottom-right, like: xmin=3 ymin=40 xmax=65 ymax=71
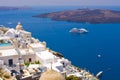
xmin=34 ymin=9 xmax=120 ymax=24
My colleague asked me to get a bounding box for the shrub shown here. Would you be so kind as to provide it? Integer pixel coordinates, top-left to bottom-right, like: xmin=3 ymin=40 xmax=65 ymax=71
xmin=35 ymin=60 xmax=40 ymax=64
xmin=25 ymin=62 xmax=30 ymax=67
xmin=66 ymin=75 xmax=82 ymax=80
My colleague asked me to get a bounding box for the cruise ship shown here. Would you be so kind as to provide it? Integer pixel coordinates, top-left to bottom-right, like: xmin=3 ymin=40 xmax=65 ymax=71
xmin=69 ymin=28 xmax=88 ymax=34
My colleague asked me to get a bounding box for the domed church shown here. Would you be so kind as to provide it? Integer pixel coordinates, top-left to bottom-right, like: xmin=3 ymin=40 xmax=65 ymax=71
xmin=16 ymin=22 xmax=23 ymax=30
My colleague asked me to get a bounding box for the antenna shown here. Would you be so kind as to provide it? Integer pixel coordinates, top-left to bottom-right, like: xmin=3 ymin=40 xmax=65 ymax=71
xmin=50 ymin=61 xmax=53 ymax=70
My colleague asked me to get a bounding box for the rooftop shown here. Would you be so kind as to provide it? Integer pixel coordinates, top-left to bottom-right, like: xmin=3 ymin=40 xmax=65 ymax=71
xmin=37 ymin=50 xmax=55 ymax=60
xmin=29 ymin=43 xmax=45 ymax=48
xmin=0 ymin=49 xmax=18 ymax=57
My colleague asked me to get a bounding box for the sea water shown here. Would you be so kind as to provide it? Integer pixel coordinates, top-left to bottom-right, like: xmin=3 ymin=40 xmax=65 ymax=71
xmin=0 ymin=6 xmax=120 ymax=80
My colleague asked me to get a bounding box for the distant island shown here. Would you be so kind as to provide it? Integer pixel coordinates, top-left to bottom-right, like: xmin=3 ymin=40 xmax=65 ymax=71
xmin=0 ymin=6 xmax=32 ymax=11
xmin=34 ymin=9 xmax=120 ymax=24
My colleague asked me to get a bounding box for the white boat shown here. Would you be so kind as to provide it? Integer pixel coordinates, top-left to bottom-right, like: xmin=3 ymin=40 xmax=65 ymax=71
xmin=78 ymin=28 xmax=88 ymax=33
xmin=69 ymin=28 xmax=88 ymax=34
xmin=69 ymin=28 xmax=78 ymax=33
xmin=96 ymin=71 xmax=103 ymax=78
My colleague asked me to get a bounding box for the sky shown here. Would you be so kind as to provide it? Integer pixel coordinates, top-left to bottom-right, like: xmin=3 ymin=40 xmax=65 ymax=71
xmin=0 ymin=0 xmax=120 ymax=6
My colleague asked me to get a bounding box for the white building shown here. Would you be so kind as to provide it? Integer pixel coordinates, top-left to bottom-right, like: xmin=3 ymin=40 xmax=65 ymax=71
xmin=36 ymin=50 xmax=57 ymax=65
xmin=5 ymin=28 xmax=16 ymax=38
xmin=0 ymin=48 xmax=19 ymax=66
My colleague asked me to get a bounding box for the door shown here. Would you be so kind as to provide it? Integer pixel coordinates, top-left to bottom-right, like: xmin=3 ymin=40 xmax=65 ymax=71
xmin=29 ymin=58 xmax=32 ymax=62
xmin=8 ymin=59 xmax=13 ymax=66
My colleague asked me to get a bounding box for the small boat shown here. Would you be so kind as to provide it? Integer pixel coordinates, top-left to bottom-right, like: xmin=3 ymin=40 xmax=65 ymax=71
xmin=97 ymin=54 xmax=101 ymax=58
xmin=69 ymin=28 xmax=88 ymax=34
xmin=96 ymin=71 xmax=103 ymax=78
